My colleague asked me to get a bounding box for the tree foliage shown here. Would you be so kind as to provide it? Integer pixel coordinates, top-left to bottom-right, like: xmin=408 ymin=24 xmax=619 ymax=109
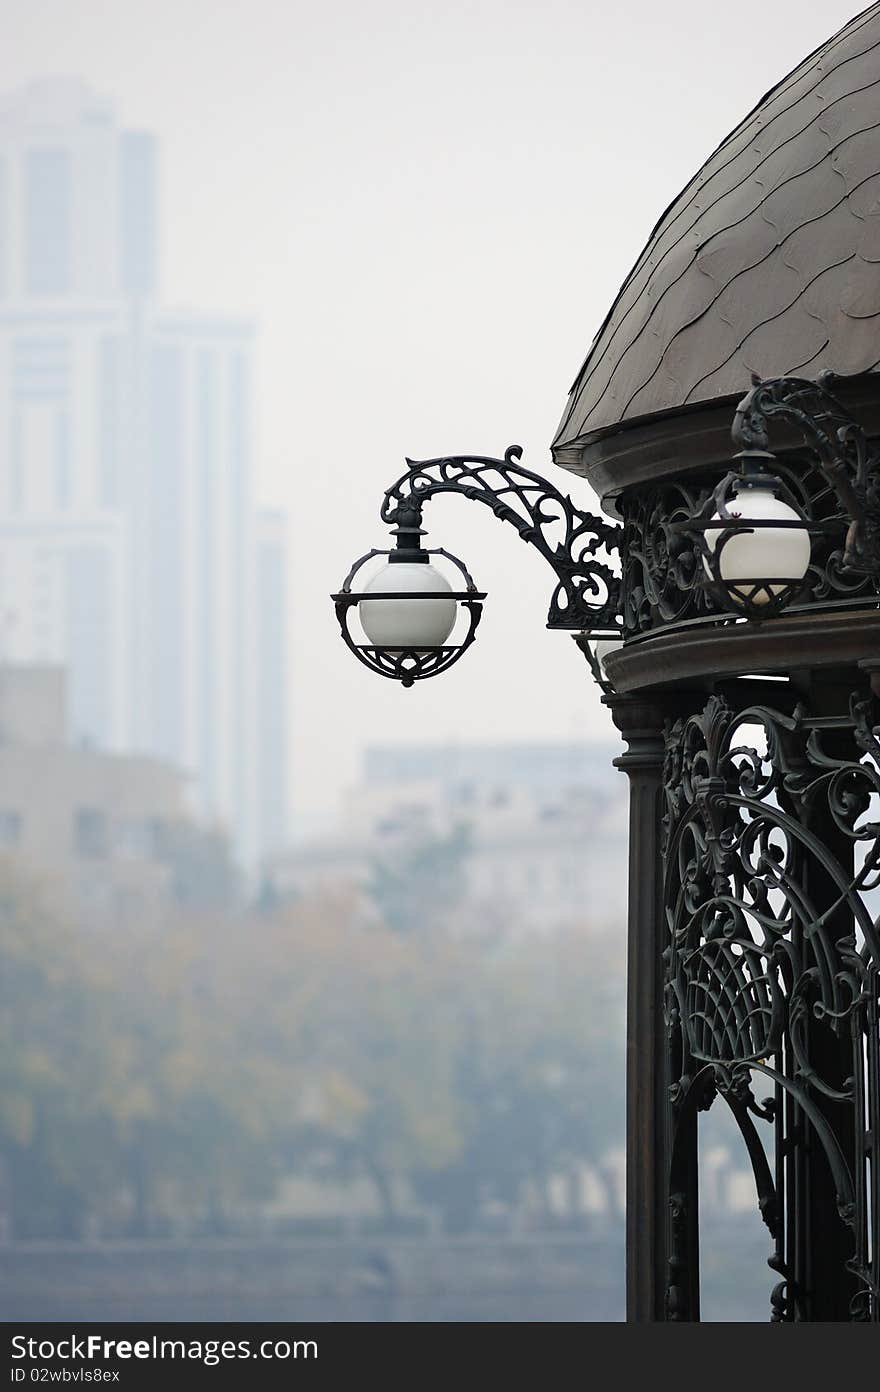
xmin=0 ymin=853 xmax=624 ymax=1238
xmin=366 ymin=822 xmax=472 ymax=934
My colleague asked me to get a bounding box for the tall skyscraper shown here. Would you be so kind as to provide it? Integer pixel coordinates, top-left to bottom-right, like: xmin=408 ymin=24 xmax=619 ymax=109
xmin=254 ymin=510 xmax=288 ymax=858
xmin=0 ymin=77 xmax=288 ymax=864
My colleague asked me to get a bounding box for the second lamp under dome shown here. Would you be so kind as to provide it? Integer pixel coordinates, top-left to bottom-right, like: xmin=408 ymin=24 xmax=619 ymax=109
xmin=684 ymin=450 xmax=816 ymax=620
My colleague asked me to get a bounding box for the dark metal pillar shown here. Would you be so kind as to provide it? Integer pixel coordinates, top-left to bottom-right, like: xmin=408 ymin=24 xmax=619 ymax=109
xmin=788 ymin=673 xmax=861 ymax=1319
xmin=608 ymin=693 xmax=670 ymax=1322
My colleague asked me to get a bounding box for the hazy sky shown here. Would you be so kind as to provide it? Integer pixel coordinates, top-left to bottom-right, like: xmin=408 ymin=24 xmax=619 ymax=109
xmin=0 ymin=0 xmax=862 ymax=826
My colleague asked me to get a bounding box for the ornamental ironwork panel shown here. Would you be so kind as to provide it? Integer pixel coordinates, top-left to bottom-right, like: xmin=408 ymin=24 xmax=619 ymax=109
xmin=662 ymin=691 xmax=880 ymax=1320
xmin=620 ymin=457 xmax=880 ymax=640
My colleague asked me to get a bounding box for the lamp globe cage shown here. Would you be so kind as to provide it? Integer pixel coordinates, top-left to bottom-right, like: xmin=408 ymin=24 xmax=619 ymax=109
xmin=332 ymin=497 xmax=485 ymax=687
xmin=692 ymin=451 xmax=814 ymax=618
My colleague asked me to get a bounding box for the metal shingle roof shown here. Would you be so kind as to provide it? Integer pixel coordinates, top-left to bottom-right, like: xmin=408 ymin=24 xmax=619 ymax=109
xmin=552 ymin=4 xmax=880 ymax=466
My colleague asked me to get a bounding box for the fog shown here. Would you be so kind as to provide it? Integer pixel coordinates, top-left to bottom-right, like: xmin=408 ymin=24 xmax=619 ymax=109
xmin=0 ymin=0 xmax=859 ymax=1324
xmin=0 ymin=0 xmax=856 ymax=824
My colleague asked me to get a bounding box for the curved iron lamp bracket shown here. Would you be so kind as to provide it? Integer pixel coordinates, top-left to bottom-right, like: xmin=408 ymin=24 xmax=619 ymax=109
xmin=379 ymin=445 xmax=623 ymax=634
xmin=732 ymin=371 xmax=880 ymax=576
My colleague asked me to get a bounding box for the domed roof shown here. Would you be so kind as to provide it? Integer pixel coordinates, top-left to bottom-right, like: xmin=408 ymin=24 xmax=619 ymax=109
xmin=552 ymin=4 xmax=880 ymax=469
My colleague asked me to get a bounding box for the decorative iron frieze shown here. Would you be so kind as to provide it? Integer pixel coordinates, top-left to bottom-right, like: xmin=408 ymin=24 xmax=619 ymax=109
xmin=619 ymin=452 xmax=879 ymax=639
xmin=733 ymin=373 xmax=880 ymax=577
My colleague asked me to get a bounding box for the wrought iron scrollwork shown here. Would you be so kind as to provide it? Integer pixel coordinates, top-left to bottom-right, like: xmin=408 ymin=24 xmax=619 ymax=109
xmin=381 ymin=446 xmax=623 ymax=633
xmin=621 ymin=481 xmax=715 ymax=635
xmin=620 ymin=455 xmax=879 ymax=639
xmin=616 ymin=372 xmax=880 ymax=639
xmin=733 ymin=372 xmax=880 ymax=576
xmin=662 ymin=690 xmax=880 ymax=1320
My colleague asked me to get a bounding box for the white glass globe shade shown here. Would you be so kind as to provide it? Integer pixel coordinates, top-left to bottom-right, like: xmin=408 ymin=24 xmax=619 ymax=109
xmin=359 ymin=561 xmax=457 ymax=649
xmin=704 ymin=485 xmax=811 ymax=606
xmin=593 ymin=636 xmax=623 ymax=674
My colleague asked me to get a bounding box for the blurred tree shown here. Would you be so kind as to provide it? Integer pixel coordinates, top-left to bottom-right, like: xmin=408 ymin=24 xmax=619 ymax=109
xmin=411 ymin=929 xmax=625 ymax=1231
xmin=154 ymin=820 xmax=241 ymax=911
xmin=254 ymin=899 xmax=465 ymax=1221
xmin=0 ymin=854 xmax=625 ymax=1241
xmin=366 ymin=823 xmax=472 ymax=935
xmin=257 ymin=898 xmax=624 ymax=1231
xmin=0 ymin=861 xmax=119 ymax=1236
xmin=96 ymin=909 xmax=301 ymax=1233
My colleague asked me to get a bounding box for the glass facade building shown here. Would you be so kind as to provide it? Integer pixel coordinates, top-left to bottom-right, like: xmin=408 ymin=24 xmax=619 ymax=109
xmin=0 ymin=78 xmax=287 ymax=864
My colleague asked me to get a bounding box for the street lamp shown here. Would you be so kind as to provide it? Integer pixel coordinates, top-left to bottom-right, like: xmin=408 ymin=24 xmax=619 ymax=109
xmin=672 ymin=373 xmax=880 ymax=621
xmin=579 ymin=634 xmax=623 ymax=693
xmin=333 ymin=495 xmax=485 ymax=687
xmin=333 ymin=444 xmax=623 ymax=685
xmin=334 ymin=376 xmax=880 ymax=681
xmin=692 ymin=456 xmax=813 ymax=617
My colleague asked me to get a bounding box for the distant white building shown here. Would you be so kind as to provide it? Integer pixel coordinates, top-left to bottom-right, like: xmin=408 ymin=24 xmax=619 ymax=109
xmin=269 ymin=741 xmax=628 ymax=935
xmin=0 ymin=78 xmax=288 ymax=863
